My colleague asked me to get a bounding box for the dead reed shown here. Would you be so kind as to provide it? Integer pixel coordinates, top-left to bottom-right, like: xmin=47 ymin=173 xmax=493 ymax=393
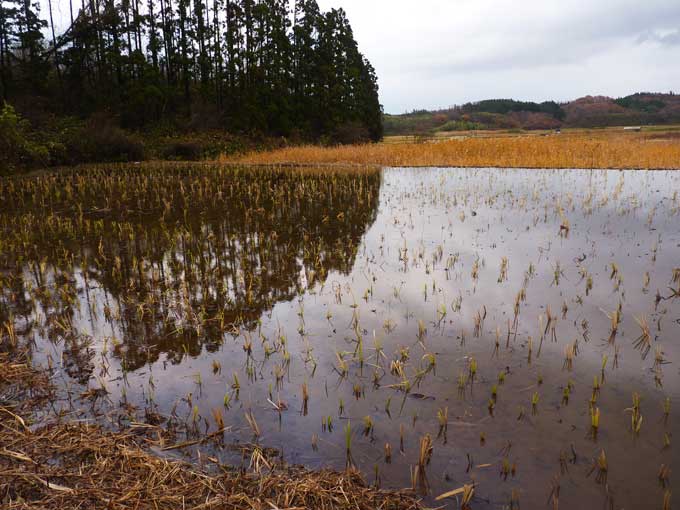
xmin=412 ymin=434 xmax=433 ymax=495
xmin=229 ymin=132 xmax=680 ymax=170
xmin=0 ymin=420 xmax=421 ymax=510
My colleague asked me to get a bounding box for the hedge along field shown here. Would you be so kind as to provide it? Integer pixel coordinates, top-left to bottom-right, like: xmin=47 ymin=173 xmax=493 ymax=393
xmin=229 ymin=131 xmax=680 ymax=169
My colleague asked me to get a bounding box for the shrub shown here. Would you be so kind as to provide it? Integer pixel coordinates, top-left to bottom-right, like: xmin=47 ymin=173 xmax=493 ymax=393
xmin=437 ymin=120 xmax=484 ymax=132
xmin=0 ymin=103 xmax=49 ymax=174
xmin=154 ymin=130 xmax=258 ymax=160
xmin=161 ymin=140 xmax=204 ymax=160
xmin=330 ymin=121 xmax=371 ymax=145
xmin=64 ymin=116 xmax=145 ymax=163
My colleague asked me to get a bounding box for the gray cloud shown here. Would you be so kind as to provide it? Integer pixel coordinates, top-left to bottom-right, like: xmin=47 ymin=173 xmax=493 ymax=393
xmin=318 ymin=0 xmax=680 ymax=112
xmin=637 ymin=29 xmax=680 ymax=46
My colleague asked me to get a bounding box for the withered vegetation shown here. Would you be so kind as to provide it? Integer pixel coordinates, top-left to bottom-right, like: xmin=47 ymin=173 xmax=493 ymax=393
xmin=0 ymin=351 xmax=422 ymax=510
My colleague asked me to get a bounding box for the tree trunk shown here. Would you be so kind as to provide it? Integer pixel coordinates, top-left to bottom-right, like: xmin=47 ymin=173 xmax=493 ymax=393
xmin=47 ymin=0 xmax=63 ymax=89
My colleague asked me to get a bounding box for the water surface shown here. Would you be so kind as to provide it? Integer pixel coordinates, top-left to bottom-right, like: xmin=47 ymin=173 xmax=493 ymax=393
xmin=2 ymin=166 xmax=678 ymax=509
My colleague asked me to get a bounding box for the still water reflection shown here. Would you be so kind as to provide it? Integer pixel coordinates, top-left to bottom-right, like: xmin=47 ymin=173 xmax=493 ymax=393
xmin=1 ymin=165 xmax=678 ymax=509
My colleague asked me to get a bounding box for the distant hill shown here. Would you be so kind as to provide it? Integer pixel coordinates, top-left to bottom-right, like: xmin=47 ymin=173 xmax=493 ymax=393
xmin=384 ymin=93 xmax=680 ymax=136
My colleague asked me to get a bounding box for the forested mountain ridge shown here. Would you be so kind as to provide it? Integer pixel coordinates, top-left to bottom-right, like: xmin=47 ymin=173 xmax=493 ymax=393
xmin=0 ymin=0 xmax=382 ymax=141
xmin=385 ymin=92 xmax=680 ymax=135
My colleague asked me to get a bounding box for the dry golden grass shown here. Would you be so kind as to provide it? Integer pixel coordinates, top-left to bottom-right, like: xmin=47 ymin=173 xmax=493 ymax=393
xmin=229 ymin=132 xmax=680 ymax=169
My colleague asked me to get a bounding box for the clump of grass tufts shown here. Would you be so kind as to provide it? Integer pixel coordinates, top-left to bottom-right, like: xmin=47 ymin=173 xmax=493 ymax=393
xmin=344 ymin=421 xmax=354 ymax=469
xmin=2 ymin=321 xmax=18 ymax=348
xmin=245 ymin=410 xmax=261 ymax=438
xmin=231 ymin=373 xmax=241 ymax=399
xmin=663 ymin=432 xmax=671 ymax=450
xmin=417 ymin=319 xmax=427 ymax=344
xmin=663 ymin=490 xmax=671 ymax=510
xmin=211 ymin=408 xmax=225 ymax=431
xmin=191 ymin=405 xmax=200 ymax=430
xmin=548 ymin=476 xmax=560 ymax=510
xmin=658 ymin=464 xmax=671 ymax=488
xmin=390 ymin=359 xmax=405 ymax=378
xmin=531 ymin=392 xmax=539 ymax=415
xmin=468 ymin=357 xmax=477 ymax=381
xmin=562 ymin=385 xmax=570 ymax=406
xmin=436 ymin=303 xmax=447 ymax=325
xmin=591 ymin=375 xmax=601 ymax=402
xmin=517 ymin=406 xmax=526 ymax=421
xmin=628 ymin=392 xmax=643 ymax=435
xmin=654 ymin=347 xmax=667 ymax=371
xmin=527 ymin=336 xmax=533 ymax=364
xmin=434 ymin=483 xmax=475 ymax=508
xmin=500 ymin=457 xmax=512 ymax=480
xmin=362 ymin=415 xmax=374 ymax=439
xmin=460 ymin=484 xmax=475 ymax=509
xmin=590 ymin=407 xmax=600 ymax=439
xmin=587 ymin=449 xmax=608 ymax=485
xmin=606 ymin=306 xmax=622 ymax=344
xmin=400 ymin=423 xmax=406 ymax=453
xmin=413 ymin=434 xmax=433 ymax=494
xmin=212 ymin=360 xmax=222 ymax=374
xmin=633 ymin=315 xmax=652 ymax=359
xmin=472 ymin=306 xmax=486 ymax=337
xmin=437 ymin=407 xmax=448 ymax=440
xmin=301 ymin=381 xmax=309 ymax=416
xmin=510 ymin=489 xmax=520 ymax=510
xmin=559 ymin=213 xmax=570 ymax=237
xmin=249 ymin=446 xmax=272 ymax=475
xmin=498 ymin=256 xmax=509 ymax=283
xmin=422 ymin=352 xmax=436 ymax=375
xmin=335 ymin=352 xmax=349 ymax=379
xmin=457 ymin=372 xmax=468 ymax=399
xmin=563 ymin=343 xmax=575 ymax=371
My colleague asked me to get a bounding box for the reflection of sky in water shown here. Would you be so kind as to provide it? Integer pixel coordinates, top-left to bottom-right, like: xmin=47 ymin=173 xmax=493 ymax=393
xmin=25 ymin=168 xmax=680 ymax=509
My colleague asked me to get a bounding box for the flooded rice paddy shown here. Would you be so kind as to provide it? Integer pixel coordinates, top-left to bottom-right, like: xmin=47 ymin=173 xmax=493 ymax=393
xmin=1 ymin=165 xmax=678 ymax=509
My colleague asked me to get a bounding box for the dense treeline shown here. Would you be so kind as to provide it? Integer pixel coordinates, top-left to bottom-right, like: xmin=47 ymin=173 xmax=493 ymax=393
xmin=384 ymin=93 xmax=680 ymax=136
xmin=462 ymin=99 xmax=565 ymax=120
xmin=0 ymin=0 xmax=382 ymax=141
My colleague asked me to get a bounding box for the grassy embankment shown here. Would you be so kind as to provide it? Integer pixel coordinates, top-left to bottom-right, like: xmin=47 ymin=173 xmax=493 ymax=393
xmin=229 ymin=128 xmax=680 ymax=169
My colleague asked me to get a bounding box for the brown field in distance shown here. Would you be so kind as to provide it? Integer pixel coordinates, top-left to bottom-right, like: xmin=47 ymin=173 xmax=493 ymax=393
xmin=229 ymin=127 xmax=680 ymax=169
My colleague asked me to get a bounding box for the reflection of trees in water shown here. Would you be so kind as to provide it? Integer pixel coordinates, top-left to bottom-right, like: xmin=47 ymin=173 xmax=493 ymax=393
xmin=0 ymin=165 xmax=381 ymax=375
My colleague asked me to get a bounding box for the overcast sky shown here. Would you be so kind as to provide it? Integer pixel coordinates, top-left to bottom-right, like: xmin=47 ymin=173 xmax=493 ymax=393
xmin=317 ymin=0 xmax=680 ymax=113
